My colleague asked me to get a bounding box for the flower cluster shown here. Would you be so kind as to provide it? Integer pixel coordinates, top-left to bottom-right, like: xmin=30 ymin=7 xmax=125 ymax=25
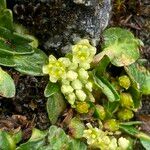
xmin=83 ymin=123 xmax=130 ymax=150
xmin=43 ymin=39 xmax=96 ymax=106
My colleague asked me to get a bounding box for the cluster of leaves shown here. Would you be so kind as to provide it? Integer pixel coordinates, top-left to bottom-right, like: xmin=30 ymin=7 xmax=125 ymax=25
xmin=0 ymin=0 xmax=48 ymax=98
xmin=0 ymin=125 xmax=87 ymax=150
xmin=0 ymin=0 xmax=150 ymax=149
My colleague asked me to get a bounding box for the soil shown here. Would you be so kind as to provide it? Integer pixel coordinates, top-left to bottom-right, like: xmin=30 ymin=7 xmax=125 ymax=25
xmin=0 ymin=0 xmax=149 ymax=145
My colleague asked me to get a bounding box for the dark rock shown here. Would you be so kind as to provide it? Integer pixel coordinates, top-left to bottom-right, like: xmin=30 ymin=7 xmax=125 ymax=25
xmin=7 ymin=0 xmax=111 ymax=56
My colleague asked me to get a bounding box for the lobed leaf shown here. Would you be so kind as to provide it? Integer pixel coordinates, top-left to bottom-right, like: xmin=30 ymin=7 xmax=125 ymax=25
xmin=94 ymin=27 xmax=141 ymax=66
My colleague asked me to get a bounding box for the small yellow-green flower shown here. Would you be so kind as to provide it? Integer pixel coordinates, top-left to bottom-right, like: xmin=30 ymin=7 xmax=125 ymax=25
xmin=75 ymin=90 xmax=87 ymax=101
xmin=66 ymin=92 xmax=76 ymax=105
xmin=120 ymin=93 xmax=134 ymax=108
xmin=43 ymin=55 xmax=71 ymax=83
xmin=76 ymin=102 xmax=90 ymax=113
xmin=72 ymin=39 xmax=96 ymax=66
xmin=119 ymin=75 xmax=131 ymax=90
xmin=104 ymin=119 xmax=119 ymax=132
xmin=78 ymin=68 xmax=89 ymax=80
xmin=83 ymin=123 xmax=119 ymax=150
xmin=66 ymin=70 xmax=78 ymax=81
xmin=71 ymin=79 xmax=83 ymax=90
xmin=118 ymin=137 xmax=130 ymax=150
xmin=85 ymin=81 xmax=93 ymax=92
xmin=61 ymin=84 xmax=74 ymax=95
xmin=117 ymin=109 xmax=134 ymax=121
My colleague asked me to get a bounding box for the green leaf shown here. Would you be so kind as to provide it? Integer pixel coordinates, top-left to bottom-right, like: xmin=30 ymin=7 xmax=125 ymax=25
xmin=0 ymin=68 xmax=15 ymax=98
xmin=140 ymin=138 xmax=150 ymax=150
xmin=0 ymin=130 xmax=16 ymax=150
xmin=0 ymin=9 xmax=13 ymax=30
xmin=125 ymin=63 xmax=150 ymax=95
xmin=0 ymin=52 xmax=15 ymax=67
xmin=129 ymin=86 xmax=141 ymax=109
xmin=120 ymin=121 xmax=142 ymax=126
xmin=69 ymin=139 xmax=87 ymax=150
xmin=93 ymin=73 xmax=120 ymax=102
xmin=45 ymin=125 xmax=69 ymax=150
xmin=16 ymin=138 xmax=45 ymax=150
xmin=68 ymin=117 xmax=85 ymax=139
xmin=14 ymin=48 xmax=48 ymax=76
xmin=104 ymin=101 xmax=119 ymax=118
xmin=94 ymin=55 xmax=110 ymax=75
xmin=44 ymin=81 xmax=59 ymax=97
xmin=0 ymin=39 xmax=34 ymax=55
xmin=16 ymin=128 xmax=47 ymax=150
xmin=47 ymin=93 xmax=66 ymax=124
xmin=94 ymin=27 xmax=141 ymax=66
xmin=12 ymin=130 xmax=22 ymax=145
xmin=119 ymin=125 xmax=139 ymax=136
xmin=0 ymin=0 xmax=6 ymax=10
xmin=0 ymin=27 xmax=33 ymax=44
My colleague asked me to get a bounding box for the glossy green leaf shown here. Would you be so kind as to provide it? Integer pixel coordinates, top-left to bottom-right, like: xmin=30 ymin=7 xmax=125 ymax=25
xmin=0 ymin=68 xmax=15 ymax=98
xmin=94 ymin=27 xmax=141 ymax=66
xmin=94 ymin=55 xmax=110 ymax=75
xmin=14 ymin=48 xmax=48 ymax=76
xmin=93 ymin=73 xmax=120 ymax=102
xmin=140 ymin=138 xmax=150 ymax=150
xmin=0 ymin=39 xmax=34 ymax=55
xmin=0 ymin=52 xmax=15 ymax=67
xmin=47 ymin=93 xmax=66 ymax=124
xmin=44 ymin=81 xmax=59 ymax=97
xmin=69 ymin=117 xmax=85 ymax=139
xmin=0 ymin=130 xmax=16 ymax=150
xmin=0 ymin=27 xmax=33 ymax=44
xmin=0 ymin=0 xmax=6 ymax=10
xmin=0 ymin=9 xmax=13 ymax=30
xmin=125 ymin=63 xmax=150 ymax=95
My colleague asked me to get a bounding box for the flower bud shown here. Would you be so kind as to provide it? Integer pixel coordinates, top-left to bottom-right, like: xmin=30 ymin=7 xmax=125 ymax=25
xmin=119 ymin=75 xmax=131 ymax=90
xmin=104 ymin=119 xmax=119 ymax=132
xmin=78 ymin=68 xmax=89 ymax=80
xmin=118 ymin=137 xmax=130 ymax=150
xmin=76 ymin=102 xmax=90 ymax=113
xmin=79 ymin=63 xmax=90 ymax=70
xmin=66 ymin=93 xmax=76 ymax=105
xmin=75 ymin=90 xmax=86 ymax=101
xmin=61 ymin=85 xmax=74 ymax=95
xmin=71 ymin=79 xmax=83 ymax=90
xmin=120 ymin=93 xmax=134 ymax=108
xmin=66 ymin=70 xmax=78 ymax=81
xmin=94 ymin=105 xmax=106 ymax=120
xmin=85 ymin=81 xmax=93 ymax=92
xmin=117 ymin=109 xmax=134 ymax=121
xmin=61 ymin=79 xmax=70 ymax=85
